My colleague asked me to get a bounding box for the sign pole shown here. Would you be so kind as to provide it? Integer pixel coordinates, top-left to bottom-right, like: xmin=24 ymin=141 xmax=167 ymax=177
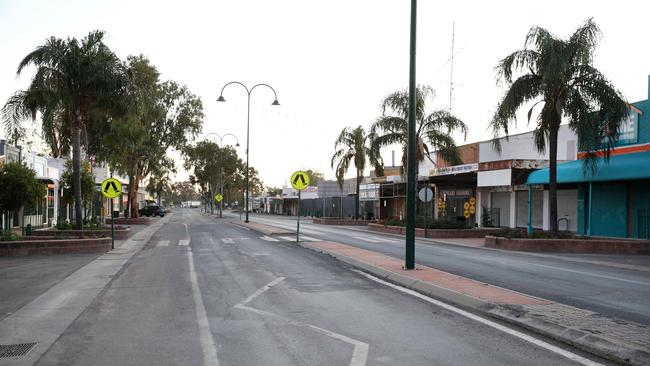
xmin=296 ymin=190 xmax=301 ymax=243
xmin=110 ymin=198 xmax=115 ymax=250
xmin=425 ymin=185 xmax=429 ymax=238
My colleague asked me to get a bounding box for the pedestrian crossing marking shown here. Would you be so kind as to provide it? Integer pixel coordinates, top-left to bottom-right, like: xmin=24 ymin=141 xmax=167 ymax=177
xmin=157 ymin=240 xmax=169 ymax=247
xmin=221 ymin=238 xmax=235 ymax=244
xmin=276 ymin=235 xmax=320 ymax=242
xmin=260 ymin=236 xmax=279 ymax=242
xmin=352 ymin=236 xmax=382 ymax=243
xmin=179 ymin=239 xmax=190 ymax=246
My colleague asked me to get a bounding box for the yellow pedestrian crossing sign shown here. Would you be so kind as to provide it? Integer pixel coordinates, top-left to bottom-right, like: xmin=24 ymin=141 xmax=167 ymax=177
xmin=290 ymin=171 xmax=310 ymax=191
xmin=215 ymin=194 xmax=223 ymax=203
xmin=101 ymin=178 xmax=122 ymax=199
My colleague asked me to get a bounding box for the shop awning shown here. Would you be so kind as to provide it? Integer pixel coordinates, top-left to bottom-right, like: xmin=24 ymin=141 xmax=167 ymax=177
xmin=526 ymin=150 xmax=650 ymax=185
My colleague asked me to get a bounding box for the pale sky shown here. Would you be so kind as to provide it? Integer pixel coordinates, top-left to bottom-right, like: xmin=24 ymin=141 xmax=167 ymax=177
xmin=1 ymin=0 xmax=649 ymax=187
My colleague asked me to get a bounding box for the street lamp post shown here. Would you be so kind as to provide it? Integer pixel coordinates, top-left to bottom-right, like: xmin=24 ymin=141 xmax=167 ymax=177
xmin=203 ymin=132 xmax=240 ymax=218
xmin=405 ymin=0 xmax=417 ymax=270
xmin=217 ymin=82 xmax=280 ymax=223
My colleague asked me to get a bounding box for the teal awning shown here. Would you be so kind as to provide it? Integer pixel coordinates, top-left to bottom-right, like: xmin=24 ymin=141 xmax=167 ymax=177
xmin=526 ymin=150 xmax=650 ymax=185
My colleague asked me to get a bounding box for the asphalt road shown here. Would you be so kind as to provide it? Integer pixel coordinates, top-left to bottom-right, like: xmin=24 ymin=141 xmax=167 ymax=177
xmin=238 ymin=213 xmax=650 ymax=325
xmin=30 ymin=209 xmax=608 ymax=366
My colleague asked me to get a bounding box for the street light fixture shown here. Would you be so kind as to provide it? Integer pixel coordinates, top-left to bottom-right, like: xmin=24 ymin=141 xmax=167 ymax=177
xmin=217 ymin=81 xmax=280 ymax=223
xmin=203 ymin=132 xmax=240 ymax=218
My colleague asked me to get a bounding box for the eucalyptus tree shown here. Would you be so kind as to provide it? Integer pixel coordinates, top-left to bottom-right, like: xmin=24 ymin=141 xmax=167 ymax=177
xmin=331 ymin=126 xmax=379 ymax=219
xmin=490 ymin=18 xmax=628 ymax=236
xmin=370 ymin=85 xmax=467 ymax=176
xmin=2 ymin=30 xmax=125 ymax=229
xmin=100 ymin=55 xmax=203 ymax=217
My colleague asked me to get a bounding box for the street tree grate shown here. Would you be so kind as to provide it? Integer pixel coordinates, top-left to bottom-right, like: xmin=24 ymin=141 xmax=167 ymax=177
xmin=0 ymin=342 xmax=37 ymax=358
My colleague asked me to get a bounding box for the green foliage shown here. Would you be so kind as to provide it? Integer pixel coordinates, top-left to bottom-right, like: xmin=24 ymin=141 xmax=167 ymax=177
xmin=56 ymin=220 xmax=74 ymax=230
xmin=0 ymin=162 xmax=46 ymax=213
xmin=303 ymin=169 xmax=324 ymax=186
xmin=60 ymin=160 xmax=95 ymax=205
xmin=170 ymin=181 xmax=199 ymax=204
xmin=370 ymin=85 xmax=467 ymax=175
xmin=481 ymin=204 xmax=494 ymax=228
xmin=490 ymin=18 xmax=628 ymax=235
xmin=493 ymin=229 xmax=582 ymax=239
xmin=2 ymin=30 xmax=126 ymax=229
xmin=0 ymin=230 xmax=19 ymax=241
xmin=383 ymin=217 xmax=467 ymax=229
xmin=266 ymin=186 xmax=282 ymax=196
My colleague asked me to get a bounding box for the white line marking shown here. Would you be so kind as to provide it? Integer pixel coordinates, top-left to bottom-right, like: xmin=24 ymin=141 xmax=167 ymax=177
xmin=234 ymin=278 xmax=368 ymax=366
xmin=299 ymin=235 xmax=320 ymax=242
xmin=278 ymin=236 xmax=296 ymax=242
xmin=528 ymin=263 xmax=650 ymax=286
xmin=179 ymin=239 xmax=190 ymax=246
xmin=183 ymin=223 xmax=189 ymax=234
xmin=221 ymin=238 xmax=234 ymax=244
xmin=354 ymin=270 xmax=604 ymax=366
xmin=187 ymin=249 xmax=219 ymax=366
xmin=238 ymin=277 xmax=285 ymax=306
xmin=260 ymin=236 xmax=280 ymax=242
xmin=352 ymin=236 xmax=381 ymax=243
xmin=157 ymin=240 xmax=169 ymax=247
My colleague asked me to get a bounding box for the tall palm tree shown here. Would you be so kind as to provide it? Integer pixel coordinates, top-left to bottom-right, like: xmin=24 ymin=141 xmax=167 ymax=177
xmin=2 ymin=30 xmax=125 ymax=229
xmin=490 ymin=18 xmax=628 ymax=236
xmin=370 ymin=85 xmax=467 ymax=175
xmin=331 ymin=126 xmax=379 ymax=220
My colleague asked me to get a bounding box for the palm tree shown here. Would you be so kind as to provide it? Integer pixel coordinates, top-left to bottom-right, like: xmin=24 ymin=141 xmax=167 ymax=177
xmin=490 ymin=18 xmax=628 ymax=236
xmin=2 ymin=30 xmax=125 ymax=229
xmin=331 ymin=126 xmax=379 ymax=220
xmin=370 ymin=85 xmax=467 ymax=175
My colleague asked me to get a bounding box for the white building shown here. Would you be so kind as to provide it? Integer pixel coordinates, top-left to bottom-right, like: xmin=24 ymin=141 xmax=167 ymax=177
xmin=476 ymin=125 xmax=578 ymax=230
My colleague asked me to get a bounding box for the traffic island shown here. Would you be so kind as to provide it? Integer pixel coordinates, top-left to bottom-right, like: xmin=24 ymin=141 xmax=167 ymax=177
xmin=485 ymin=235 xmax=650 ymax=254
xmin=299 ymin=240 xmax=650 ymax=366
xmin=230 ymin=221 xmax=293 ymax=236
xmin=368 ymin=223 xmax=504 ymax=238
xmin=0 ymin=237 xmax=112 ymax=256
xmin=312 ymin=218 xmax=374 ymax=226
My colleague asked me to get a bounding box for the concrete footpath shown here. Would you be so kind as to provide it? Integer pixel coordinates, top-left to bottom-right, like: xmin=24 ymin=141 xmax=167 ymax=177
xmin=244 ymin=220 xmax=650 ymax=366
xmin=0 ymin=215 xmax=170 ymax=366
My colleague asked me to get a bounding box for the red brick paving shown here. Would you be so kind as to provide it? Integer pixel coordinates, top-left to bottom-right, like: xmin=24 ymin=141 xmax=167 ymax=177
xmin=313 ymin=241 xmax=550 ymax=306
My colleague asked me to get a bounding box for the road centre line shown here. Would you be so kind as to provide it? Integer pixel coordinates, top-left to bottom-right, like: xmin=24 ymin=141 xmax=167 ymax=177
xmin=234 ymin=277 xmax=368 ymax=366
xmin=354 ymin=270 xmax=604 ymax=366
xmin=188 ymin=249 xmax=219 ymax=366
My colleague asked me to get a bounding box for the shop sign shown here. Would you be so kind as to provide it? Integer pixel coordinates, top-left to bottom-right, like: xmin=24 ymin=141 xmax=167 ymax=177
xmin=430 ymin=163 xmax=478 ymax=176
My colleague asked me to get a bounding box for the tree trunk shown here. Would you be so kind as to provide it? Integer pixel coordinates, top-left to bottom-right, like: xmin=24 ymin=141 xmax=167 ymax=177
xmin=72 ymin=125 xmax=83 ymax=230
xmin=126 ymin=175 xmax=134 ymax=218
xmin=355 ymin=169 xmax=361 ymax=220
xmin=130 ymin=174 xmax=141 ymax=218
xmin=549 ymin=126 xmax=559 ymax=237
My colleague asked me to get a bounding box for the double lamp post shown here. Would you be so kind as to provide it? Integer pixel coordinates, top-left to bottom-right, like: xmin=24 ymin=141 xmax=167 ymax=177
xmin=217 ymin=82 xmax=280 ymax=223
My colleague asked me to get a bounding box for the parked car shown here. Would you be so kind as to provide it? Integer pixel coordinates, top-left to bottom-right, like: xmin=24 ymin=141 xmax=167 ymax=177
xmin=139 ymin=205 xmax=165 ymax=217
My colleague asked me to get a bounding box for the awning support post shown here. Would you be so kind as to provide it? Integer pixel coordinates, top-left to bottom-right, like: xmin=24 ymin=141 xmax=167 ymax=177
xmin=587 ymin=182 xmax=593 ymax=236
xmin=527 ymin=185 xmax=533 ymax=235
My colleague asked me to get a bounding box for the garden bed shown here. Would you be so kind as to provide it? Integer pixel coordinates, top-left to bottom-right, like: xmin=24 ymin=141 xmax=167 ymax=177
xmin=485 ymin=235 xmax=650 ymax=254
xmin=0 ymin=237 xmax=112 ymax=256
xmin=368 ymin=223 xmax=503 ymax=238
xmin=32 ymin=226 xmax=131 ymax=240
xmin=105 ymin=217 xmax=152 ymax=225
xmin=312 ymin=217 xmax=374 ymax=226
